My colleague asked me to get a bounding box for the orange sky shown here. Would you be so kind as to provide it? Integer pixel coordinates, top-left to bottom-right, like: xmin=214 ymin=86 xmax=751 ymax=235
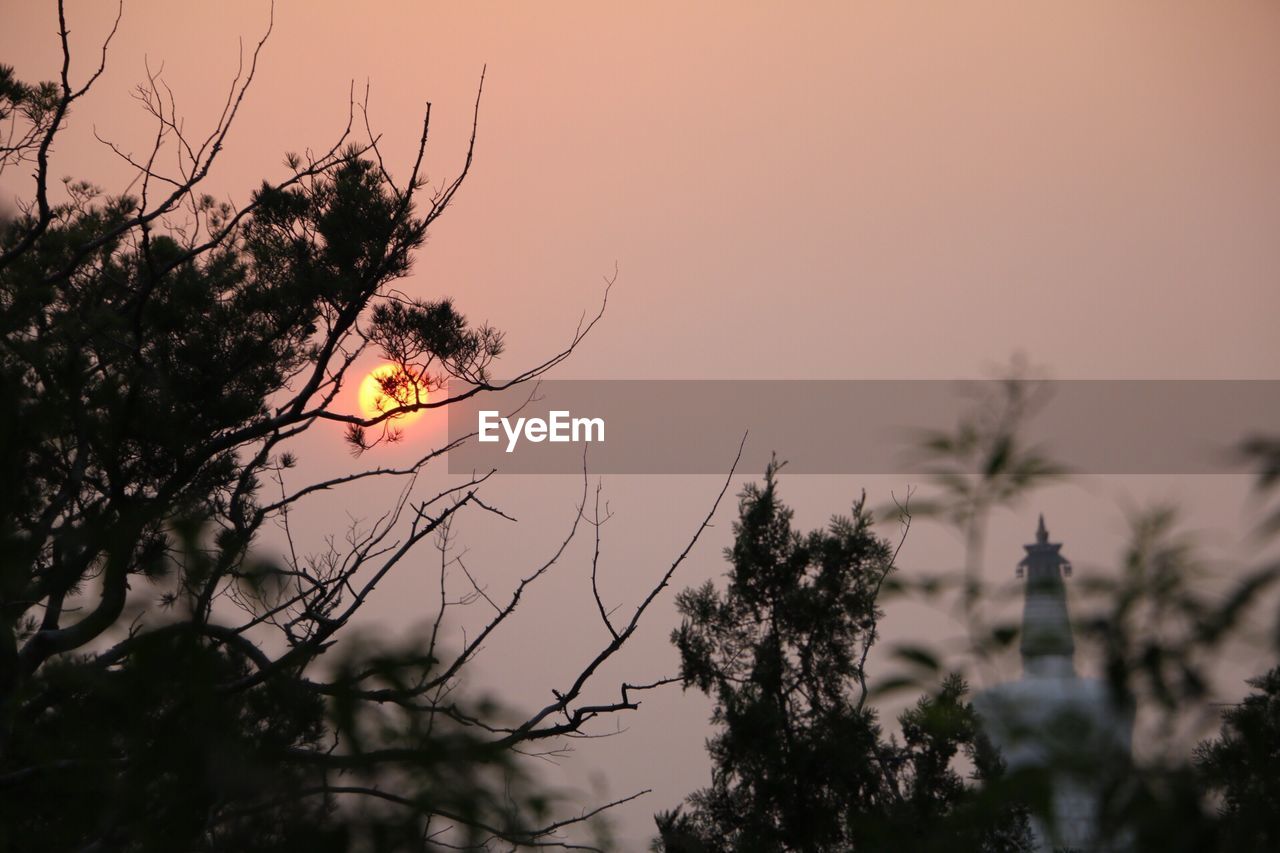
xmin=5 ymin=1 xmax=1279 ymax=381
xmin=4 ymin=2 xmax=1279 ymax=846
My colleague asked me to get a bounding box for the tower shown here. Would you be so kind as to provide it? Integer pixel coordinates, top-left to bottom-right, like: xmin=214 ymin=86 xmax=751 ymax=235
xmin=1018 ymin=514 xmax=1074 ymax=677
xmin=974 ymin=517 xmax=1134 ymax=852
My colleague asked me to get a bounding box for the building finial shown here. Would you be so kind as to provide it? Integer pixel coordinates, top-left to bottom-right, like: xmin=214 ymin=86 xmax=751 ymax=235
xmin=1036 ymin=514 xmax=1049 ymax=544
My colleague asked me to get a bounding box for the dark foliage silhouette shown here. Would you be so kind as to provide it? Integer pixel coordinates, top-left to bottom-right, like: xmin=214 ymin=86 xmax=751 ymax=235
xmin=1196 ymin=667 xmax=1280 ymax=852
xmin=0 ymin=4 xmax=741 ymax=849
xmin=653 ymin=461 xmax=1030 ymax=852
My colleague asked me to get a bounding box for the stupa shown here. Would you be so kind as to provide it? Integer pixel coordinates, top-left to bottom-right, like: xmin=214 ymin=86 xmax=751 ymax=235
xmin=974 ymin=516 xmax=1134 ymax=851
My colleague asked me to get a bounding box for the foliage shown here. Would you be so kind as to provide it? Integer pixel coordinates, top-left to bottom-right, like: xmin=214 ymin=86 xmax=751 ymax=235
xmin=1195 ymin=667 xmax=1280 ymax=852
xmin=654 ymin=461 xmax=1030 ymax=852
xmin=880 ymin=379 xmax=1280 ymax=852
xmin=0 ymin=6 xmax=723 ymax=850
xmin=660 ymin=377 xmax=1280 ymax=852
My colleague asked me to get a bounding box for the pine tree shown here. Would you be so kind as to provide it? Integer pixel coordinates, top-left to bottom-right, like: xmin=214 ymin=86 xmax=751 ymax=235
xmin=1196 ymin=667 xmax=1280 ymax=852
xmin=655 ymin=462 xmax=1029 ymax=852
xmin=0 ymin=8 xmax=716 ymax=849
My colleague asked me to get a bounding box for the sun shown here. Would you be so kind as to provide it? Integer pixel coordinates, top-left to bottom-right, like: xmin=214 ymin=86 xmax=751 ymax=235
xmin=357 ymin=363 xmax=429 ymax=424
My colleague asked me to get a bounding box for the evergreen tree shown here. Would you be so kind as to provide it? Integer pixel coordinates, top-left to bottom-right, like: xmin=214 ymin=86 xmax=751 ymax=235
xmin=1196 ymin=667 xmax=1280 ymax=852
xmin=655 ymin=462 xmax=1029 ymax=852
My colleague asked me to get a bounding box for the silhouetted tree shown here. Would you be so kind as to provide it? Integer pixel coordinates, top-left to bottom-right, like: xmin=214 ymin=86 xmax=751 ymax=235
xmin=653 ymin=462 xmax=1030 ymax=852
xmin=0 ymin=4 xmax=740 ymax=850
xmin=1196 ymin=667 xmax=1280 ymax=851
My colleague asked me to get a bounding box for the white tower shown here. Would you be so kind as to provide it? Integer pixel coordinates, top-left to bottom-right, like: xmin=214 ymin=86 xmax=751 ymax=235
xmin=974 ymin=517 xmax=1134 ymax=851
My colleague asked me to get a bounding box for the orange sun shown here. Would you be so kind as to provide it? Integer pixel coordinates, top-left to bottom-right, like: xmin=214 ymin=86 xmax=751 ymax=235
xmin=357 ymin=363 xmax=429 ymax=424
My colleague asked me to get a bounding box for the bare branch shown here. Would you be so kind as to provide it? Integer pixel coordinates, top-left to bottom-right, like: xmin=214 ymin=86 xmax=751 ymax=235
xmin=502 ymin=434 xmax=747 ymax=745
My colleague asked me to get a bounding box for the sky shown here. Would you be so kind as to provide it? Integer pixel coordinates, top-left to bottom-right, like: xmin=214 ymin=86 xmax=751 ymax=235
xmin=3 ymin=2 xmax=1280 ymax=846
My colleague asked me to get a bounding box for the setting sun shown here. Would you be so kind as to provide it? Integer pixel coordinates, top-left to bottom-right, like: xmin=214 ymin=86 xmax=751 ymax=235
xmin=357 ymin=363 xmax=429 ymax=424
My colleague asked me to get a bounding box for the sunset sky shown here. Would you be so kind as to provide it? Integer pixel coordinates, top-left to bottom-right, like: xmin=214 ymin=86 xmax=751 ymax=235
xmin=4 ymin=2 xmax=1279 ymax=845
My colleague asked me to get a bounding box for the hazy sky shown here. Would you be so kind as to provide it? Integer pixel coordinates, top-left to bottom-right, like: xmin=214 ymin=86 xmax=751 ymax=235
xmin=4 ymin=2 xmax=1279 ymax=846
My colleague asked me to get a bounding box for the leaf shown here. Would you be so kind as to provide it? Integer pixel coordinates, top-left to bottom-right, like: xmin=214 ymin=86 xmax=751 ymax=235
xmin=869 ymin=675 xmax=928 ymax=699
xmin=891 ymin=644 xmax=941 ymax=672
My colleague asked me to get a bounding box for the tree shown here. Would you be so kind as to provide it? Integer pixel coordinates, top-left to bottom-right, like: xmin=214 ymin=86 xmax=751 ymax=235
xmin=654 ymin=461 xmax=1029 ymax=852
xmin=1192 ymin=441 xmax=1280 ymax=849
xmin=1196 ymin=667 xmax=1280 ymax=851
xmin=0 ymin=4 xmax=741 ymax=849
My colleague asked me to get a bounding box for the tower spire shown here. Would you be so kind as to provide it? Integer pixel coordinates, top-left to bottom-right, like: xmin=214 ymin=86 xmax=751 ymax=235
xmin=975 ymin=517 xmax=1134 ymax=853
xmin=1018 ymin=515 xmax=1075 ymax=677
